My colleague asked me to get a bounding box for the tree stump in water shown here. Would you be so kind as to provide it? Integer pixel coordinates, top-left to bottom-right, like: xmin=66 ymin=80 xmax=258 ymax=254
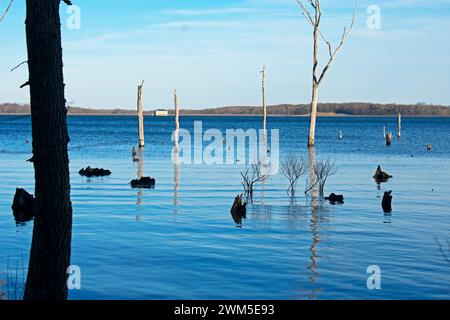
xmin=230 ymin=194 xmax=247 ymax=226
xmin=373 ymin=165 xmax=392 ymax=183
xmin=382 ymin=191 xmax=393 ymax=213
xmin=325 ymin=193 xmax=344 ymax=204
xmin=130 ymin=177 xmax=155 ymax=189
xmin=79 ymin=167 xmax=112 ymax=177
xmin=386 ymin=133 xmax=392 ymax=146
xmin=12 ymin=188 xmax=35 ymax=223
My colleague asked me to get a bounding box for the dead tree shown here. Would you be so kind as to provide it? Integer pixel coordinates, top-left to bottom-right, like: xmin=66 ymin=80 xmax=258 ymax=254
xmin=23 ymin=0 xmax=73 ymax=300
xmin=137 ymin=80 xmax=145 ymax=149
xmin=241 ymin=163 xmax=269 ymax=201
xmin=306 ymin=159 xmax=337 ymax=196
xmin=174 ymin=89 xmax=180 ymax=151
xmin=314 ymin=159 xmax=337 ymax=196
xmin=280 ymin=153 xmax=307 ymax=197
xmin=297 ymin=0 xmax=358 ymax=147
xmin=261 ymin=65 xmax=267 ymax=136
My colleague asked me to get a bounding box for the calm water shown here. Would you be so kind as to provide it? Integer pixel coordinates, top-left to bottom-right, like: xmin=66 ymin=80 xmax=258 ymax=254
xmin=0 ymin=115 xmax=449 ymax=300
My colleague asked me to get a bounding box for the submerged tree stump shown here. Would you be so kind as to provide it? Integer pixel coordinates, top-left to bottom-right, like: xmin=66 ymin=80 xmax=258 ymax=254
xmin=12 ymin=188 xmax=35 ymax=223
xmin=382 ymin=191 xmax=393 ymax=213
xmin=386 ymin=133 xmax=392 ymax=146
xmin=230 ymin=194 xmax=247 ymax=226
xmin=79 ymin=167 xmax=111 ymax=177
xmin=373 ymin=165 xmax=392 ymax=183
xmin=325 ymin=193 xmax=344 ymax=204
xmin=130 ymin=176 xmax=155 ymax=189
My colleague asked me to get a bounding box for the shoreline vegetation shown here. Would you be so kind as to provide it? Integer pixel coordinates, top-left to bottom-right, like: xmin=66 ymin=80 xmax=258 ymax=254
xmin=1 ymin=102 xmax=450 ymax=117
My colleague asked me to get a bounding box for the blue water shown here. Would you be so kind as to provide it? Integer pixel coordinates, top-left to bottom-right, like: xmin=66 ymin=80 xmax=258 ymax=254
xmin=0 ymin=115 xmax=449 ymax=299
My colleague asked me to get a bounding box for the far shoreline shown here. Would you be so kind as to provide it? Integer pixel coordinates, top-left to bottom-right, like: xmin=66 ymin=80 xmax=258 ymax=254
xmin=1 ymin=113 xmax=450 ymax=118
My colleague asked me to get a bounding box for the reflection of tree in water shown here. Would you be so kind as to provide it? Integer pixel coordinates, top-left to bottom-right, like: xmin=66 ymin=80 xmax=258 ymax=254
xmin=173 ymin=151 xmax=180 ymax=222
xmin=136 ymin=148 xmax=144 ymax=221
xmin=306 ymin=147 xmax=322 ymax=299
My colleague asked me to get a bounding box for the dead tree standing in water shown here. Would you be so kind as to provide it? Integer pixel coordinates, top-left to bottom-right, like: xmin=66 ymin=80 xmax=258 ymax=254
xmin=137 ymin=80 xmax=145 ymax=149
xmin=297 ymin=0 xmax=358 ymax=147
xmin=280 ymin=153 xmax=307 ymax=197
xmin=23 ymin=0 xmax=73 ymax=300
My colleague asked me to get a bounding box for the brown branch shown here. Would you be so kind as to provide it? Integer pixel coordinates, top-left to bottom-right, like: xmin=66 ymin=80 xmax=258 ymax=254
xmin=0 ymin=0 xmax=13 ymax=23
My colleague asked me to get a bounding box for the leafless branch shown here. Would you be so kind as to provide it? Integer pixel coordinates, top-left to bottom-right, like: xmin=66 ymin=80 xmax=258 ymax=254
xmin=296 ymin=0 xmax=358 ymax=85
xmin=314 ymin=159 xmax=337 ymax=196
xmin=280 ymin=153 xmax=307 ymax=197
xmin=62 ymin=0 xmax=73 ymax=6
xmin=10 ymin=60 xmax=27 ymax=72
xmin=0 ymin=0 xmax=13 ymax=24
xmin=317 ymin=0 xmax=358 ymax=85
xmin=241 ymin=163 xmax=270 ymax=201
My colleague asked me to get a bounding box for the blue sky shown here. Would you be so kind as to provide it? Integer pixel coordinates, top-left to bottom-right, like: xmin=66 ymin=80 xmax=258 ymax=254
xmin=1 ymin=0 xmax=450 ymax=109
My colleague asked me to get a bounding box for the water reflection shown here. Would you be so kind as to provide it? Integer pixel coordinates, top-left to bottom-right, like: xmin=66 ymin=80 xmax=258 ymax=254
xmin=136 ymin=148 xmax=144 ymax=221
xmin=307 ymin=146 xmax=322 ymax=299
xmin=173 ymin=151 xmax=180 ymax=222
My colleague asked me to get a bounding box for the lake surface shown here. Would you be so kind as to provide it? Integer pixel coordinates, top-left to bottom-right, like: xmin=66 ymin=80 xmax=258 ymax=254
xmin=0 ymin=115 xmax=449 ymax=300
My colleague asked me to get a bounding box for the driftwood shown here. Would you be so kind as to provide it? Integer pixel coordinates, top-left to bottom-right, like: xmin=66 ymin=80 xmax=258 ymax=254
xmin=373 ymin=165 xmax=392 ymax=183
xmin=382 ymin=191 xmax=393 ymax=213
xmin=79 ymin=167 xmax=111 ymax=177
xmin=131 ymin=176 xmax=155 ymax=189
xmin=325 ymin=193 xmax=344 ymax=204
xmin=12 ymin=188 xmax=35 ymax=223
xmin=230 ymin=194 xmax=247 ymax=226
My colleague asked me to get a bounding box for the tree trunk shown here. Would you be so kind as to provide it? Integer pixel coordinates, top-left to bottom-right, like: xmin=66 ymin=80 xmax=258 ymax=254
xmin=308 ymin=25 xmax=320 ymax=148
xmin=397 ymin=113 xmax=401 ymax=138
xmin=137 ymin=81 xmax=145 ymax=148
xmin=24 ymin=0 xmax=72 ymax=300
xmin=262 ymin=65 xmax=267 ymax=135
xmin=174 ymin=89 xmax=179 ymax=150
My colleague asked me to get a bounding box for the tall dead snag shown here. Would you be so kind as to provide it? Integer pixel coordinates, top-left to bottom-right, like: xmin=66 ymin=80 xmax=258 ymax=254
xmin=397 ymin=113 xmax=401 ymax=138
xmin=297 ymin=0 xmax=358 ymax=147
xmin=261 ymin=65 xmax=267 ymax=136
xmin=24 ymin=0 xmax=72 ymax=300
xmin=174 ymin=89 xmax=180 ymax=151
xmin=137 ymin=80 xmax=145 ymax=149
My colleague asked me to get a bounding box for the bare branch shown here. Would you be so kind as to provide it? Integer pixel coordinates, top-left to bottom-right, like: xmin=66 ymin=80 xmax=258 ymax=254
xmin=280 ymin=153 xmax=307 ymax=197
xmin=0 ymin=0 xmax=13 ymax=24
xmin=296 ymin=0 xmax=315 ymax=27
xmin=10 ymin=60 xmax=27 ymax=72
xmin=62 ymin=0 xmax=73 ymax=6
xmin=317 ymin=0 xmax=358 ymax=85
xmin=20 ymin=81 xmax=30 ymax=89
xmin=241 ymin=163 xmax=270 ymax=201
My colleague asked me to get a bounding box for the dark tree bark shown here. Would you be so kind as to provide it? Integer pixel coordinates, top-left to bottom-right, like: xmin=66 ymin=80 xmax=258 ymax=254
xmin=23 ymin=0 xmax=72 ymax=300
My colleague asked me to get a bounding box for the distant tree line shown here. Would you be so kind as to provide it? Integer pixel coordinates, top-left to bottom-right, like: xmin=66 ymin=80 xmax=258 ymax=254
xmin=1 ymin=102 xmax=450 ymax=116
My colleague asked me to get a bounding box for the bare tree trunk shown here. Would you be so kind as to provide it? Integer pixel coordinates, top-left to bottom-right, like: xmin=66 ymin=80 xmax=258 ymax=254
xmin=397 ymin=113 xmax=401 ymax=138
xmin=308 ymin=12 xmax=320 ymax=148
xmin=298 ymin=0 xmax=357 ymax=147
xmin=23 ymin=0 xmax=72 ymax=300
xmin=261 ymin=65 xmax=267 ymax=135
xmin=174 ymin=89 xmax=179 ymax=150
xmin=137 ymin=81 xmax=145 ymax=149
